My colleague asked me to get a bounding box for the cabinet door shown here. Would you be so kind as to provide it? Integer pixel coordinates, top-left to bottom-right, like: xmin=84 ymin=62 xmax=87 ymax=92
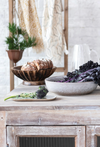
xmin=86 ymin=126 xmax=100 ymax=147
xmin=7 ymin=126 xmax=85 ymax=147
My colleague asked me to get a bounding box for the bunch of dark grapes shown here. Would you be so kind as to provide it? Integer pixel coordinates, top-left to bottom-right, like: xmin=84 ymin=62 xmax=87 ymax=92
xmin=79 ymin=60 xmax=99 ymax=72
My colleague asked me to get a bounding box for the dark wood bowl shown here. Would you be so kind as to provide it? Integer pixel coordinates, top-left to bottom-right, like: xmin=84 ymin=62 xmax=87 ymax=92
xmin=11 ymin=66 xmax=57 ymax=81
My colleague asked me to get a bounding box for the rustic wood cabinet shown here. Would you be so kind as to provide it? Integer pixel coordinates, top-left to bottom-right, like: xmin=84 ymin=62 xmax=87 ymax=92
xmin=0 ymin=84 xmax=100 ymax=147
xmin=7 ymin=126 xmax=85 ymax=147
xmin=86 ymin=126 xmax=100 ymax=147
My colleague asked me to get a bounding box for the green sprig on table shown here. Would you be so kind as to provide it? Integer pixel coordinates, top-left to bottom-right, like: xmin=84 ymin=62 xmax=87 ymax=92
xmin=4 ymin=86 xmax=48 ymax=101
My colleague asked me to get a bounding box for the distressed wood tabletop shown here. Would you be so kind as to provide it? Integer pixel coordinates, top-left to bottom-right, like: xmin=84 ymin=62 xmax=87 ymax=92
xmin=0 ymin=84 xmax=100 ymax=111
xmin=0 ymin=84 xmax=100 ymax=147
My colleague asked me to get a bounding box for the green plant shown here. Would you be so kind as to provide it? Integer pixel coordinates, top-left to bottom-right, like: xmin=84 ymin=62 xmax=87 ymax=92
xmin=4 ymin=86 xmax=48 ymax=101
xmin=5 ymin=23 xmax=37 ymax=50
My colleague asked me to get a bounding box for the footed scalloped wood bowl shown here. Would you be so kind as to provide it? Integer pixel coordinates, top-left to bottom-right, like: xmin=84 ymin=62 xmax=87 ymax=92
xmin=11 ymin=66 xmax=56 ymax=82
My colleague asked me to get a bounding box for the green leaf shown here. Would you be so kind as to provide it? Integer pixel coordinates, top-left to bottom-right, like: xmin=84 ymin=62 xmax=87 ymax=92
xmin=8 ymin=23 xmax=17 ymax=35
xmin=5 ymin=22 xmax=37 ymax=50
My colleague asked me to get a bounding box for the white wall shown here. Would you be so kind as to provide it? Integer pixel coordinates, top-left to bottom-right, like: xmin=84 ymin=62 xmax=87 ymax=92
xmin=68 ymin=0 xmax=100 ymax=68
xmin=0 ymin=0 xmax=100 ymax=97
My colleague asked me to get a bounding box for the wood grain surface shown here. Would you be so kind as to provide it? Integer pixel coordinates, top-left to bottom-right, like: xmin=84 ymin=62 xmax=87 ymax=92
xmin=12 ymin=66 xmax=56 ymax=82
xmin=9 ymin=0 xmax=14 ymax=91
xmin=86 ymin=126 xmax=100 ymax=147
xmin=5 ymin=109 xmax=100 ymax=126
xmin=0 ymin=112 xmax=6 ymax=147
xmin=1 ymin=84 xmax=100 ymax=147
xmin=7 ymin=126 xmax=85 ymax=147
xmin=1 ymin=84 xmax=100 ymax=111
xmin=64 ymin=0 xmax=68 ymax=75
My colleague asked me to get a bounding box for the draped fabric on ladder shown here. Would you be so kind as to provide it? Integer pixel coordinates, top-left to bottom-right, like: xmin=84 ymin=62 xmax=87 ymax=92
xmin=18 ymin=0 xmax=44 ymax=52
xmin=42 ymin=0 xmax=68 ymax=65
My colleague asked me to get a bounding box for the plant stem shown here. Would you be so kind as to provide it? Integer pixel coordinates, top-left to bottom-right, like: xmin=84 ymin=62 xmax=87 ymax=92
xmin=4 ymin=95 xmax=17 ymax=101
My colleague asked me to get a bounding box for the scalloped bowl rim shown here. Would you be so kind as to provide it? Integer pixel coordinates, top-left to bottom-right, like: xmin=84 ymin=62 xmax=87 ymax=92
xmin=11 ymin=66 xmax=56 ymax=71
xmin=11 ymin=66 xmax=57 ymax=82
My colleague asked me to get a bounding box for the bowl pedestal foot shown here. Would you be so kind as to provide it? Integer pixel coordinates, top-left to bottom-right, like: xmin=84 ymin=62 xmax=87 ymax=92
xmin=22 ymin=81 xmax=45 ymax=86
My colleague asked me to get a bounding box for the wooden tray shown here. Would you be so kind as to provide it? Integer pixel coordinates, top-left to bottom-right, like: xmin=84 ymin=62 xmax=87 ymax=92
xmin=12 ymin=95 xmax=56 ymax=102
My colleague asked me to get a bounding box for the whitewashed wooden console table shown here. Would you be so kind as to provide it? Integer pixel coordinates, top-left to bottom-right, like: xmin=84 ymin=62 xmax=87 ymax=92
xmin=0 ymin=84 xmax=100 ymax=147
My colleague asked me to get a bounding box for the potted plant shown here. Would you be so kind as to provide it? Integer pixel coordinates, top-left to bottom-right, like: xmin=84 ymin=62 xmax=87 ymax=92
xmin=5 ymin=23 xmax=37 ymax=64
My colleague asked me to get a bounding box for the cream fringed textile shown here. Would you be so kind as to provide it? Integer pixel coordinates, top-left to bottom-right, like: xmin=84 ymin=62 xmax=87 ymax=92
xmin=42 ymin=0 xmax=68 ymax=64
xmin=18 ymin=0 xmax=44 ymax=52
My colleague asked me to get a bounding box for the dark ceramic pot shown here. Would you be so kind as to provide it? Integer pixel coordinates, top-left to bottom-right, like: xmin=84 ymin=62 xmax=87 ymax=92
xmin=6 ymin=50 xmax=23 ymax=63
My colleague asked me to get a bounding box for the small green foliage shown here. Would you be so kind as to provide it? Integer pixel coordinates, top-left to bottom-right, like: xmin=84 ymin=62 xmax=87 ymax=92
xmin=4 ymin=87 xmax=48 ymax=101
xmin=9 ymin=23 xmax=16 ymax=35
xmin=5 ymin=23 xmax=37 ymax=50
xmin=39 ymin=86 xmax=45 ymax=90
xmin=36 ymin=86 xmax=48 ymax=99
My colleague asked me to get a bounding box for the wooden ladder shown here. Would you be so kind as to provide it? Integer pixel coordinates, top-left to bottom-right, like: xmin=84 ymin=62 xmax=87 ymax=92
xmin=9 ymin=0 xmax=68 ymax=91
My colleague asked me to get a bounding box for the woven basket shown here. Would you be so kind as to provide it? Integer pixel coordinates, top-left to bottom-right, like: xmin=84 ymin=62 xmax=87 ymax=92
xmin=11 ymin=66 xmax=56 ymax=81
